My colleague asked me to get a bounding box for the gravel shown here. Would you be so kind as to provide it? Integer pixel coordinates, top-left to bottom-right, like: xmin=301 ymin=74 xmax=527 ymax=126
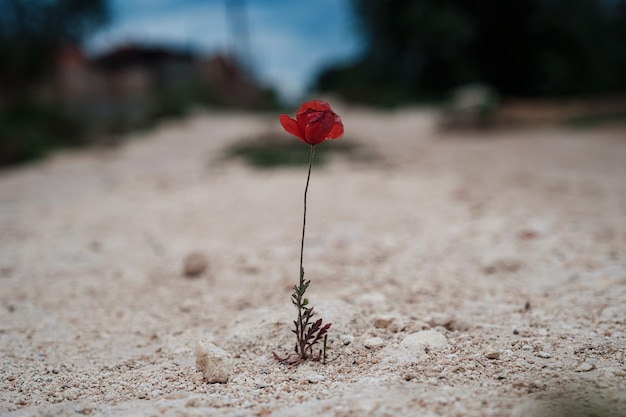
xmin=1 ymin=108 xmax=625 ymax=416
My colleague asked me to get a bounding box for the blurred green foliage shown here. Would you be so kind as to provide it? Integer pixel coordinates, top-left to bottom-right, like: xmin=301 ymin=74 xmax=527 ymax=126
xmin=229 ymin=140 xmax=323 ymax=168
xmin=0 ymin=101 xmax=88 ymax=165
xmin=226 ymin=136 xmax=362 ymax=168
xmin=565 ymin=111 xmax=626 ymax=128
xmin=315 ymin=0 xmax=626 ymax=104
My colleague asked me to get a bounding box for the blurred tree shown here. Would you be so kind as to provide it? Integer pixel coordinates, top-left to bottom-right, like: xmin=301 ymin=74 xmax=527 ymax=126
xmin=0 ymin=0 xmax=110 ymax=165
xmin=354 ymin=0 xmax=476 ymax=96
xmin=315 ymin=0 xmax=626 ymax=103
xmin=0 ymin=0 xmax=111 ymax=100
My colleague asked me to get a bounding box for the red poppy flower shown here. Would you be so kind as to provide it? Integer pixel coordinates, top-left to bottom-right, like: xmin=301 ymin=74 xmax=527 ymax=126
xmin=279 ymin=100 xmax=344 ymax=145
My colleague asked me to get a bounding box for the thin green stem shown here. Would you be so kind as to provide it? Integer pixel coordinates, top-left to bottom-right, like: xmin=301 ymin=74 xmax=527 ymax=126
xmin=295 ymin=144 xmax=315 ymax=359
xmin=299 ymin=144 xmax=315 ymax=288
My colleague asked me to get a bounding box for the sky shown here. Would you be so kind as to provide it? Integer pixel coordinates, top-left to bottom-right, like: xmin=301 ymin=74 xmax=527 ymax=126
xmin=87 ymin=0 xmax=361 ymax=102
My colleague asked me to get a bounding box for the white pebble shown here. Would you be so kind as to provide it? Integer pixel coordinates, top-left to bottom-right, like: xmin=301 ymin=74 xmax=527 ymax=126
xmin=574 ymin=362 xmax=595 ymax=372
xmin=401 ymin=330 xmax=448 ymax=351
xmin=364 ymin=337 xmax=384 ymax=349
xmin=306 ymin=373 xmax=325 ymax=383
xmin=195 ymin=340 xmax=233 ymax=383
xmin=340 ymin=334 xmax=354 ymax=345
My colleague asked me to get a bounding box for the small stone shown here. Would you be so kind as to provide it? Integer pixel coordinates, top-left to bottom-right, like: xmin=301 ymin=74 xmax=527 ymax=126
xmin=426 ymin=313 xmax=454 ymax=328
xmin=425 ymin=313 xmax=471 ymax=331
xmin=483 ymin=258 xmax=523 ymax=274
xmin=373 ymin=315 xmax=395 ymax=329
xmin=183 ymin=252 xmax=208 ymax=277
xmin=518 ymin=229 xmax=539 ymax=240
xmin=512 ymin=381 xmax=526 ymax=388
xmin=536 ymin=351 xmax=551 ymax=359
xmin=364 ymin=337 xmax=384 ymax=349
xmin=485 ymin=352 xmax=500 ymax=360
xmin=401 ymin=330 xmax=448 ymax=351
xmin=340 ymin=334 xmax=354 ymax=345
xmin=305 ymin=373 xmax=325 ymax=383
xmin=574 ymin=362 xmax=596 ymax=372
xmin=195 ymin=340 xmax=233 ymax=383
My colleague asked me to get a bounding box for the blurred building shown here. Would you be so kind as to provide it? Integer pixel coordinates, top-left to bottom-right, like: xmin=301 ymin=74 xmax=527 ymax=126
xmin=36 ymin=42 xmax=273 ymax=125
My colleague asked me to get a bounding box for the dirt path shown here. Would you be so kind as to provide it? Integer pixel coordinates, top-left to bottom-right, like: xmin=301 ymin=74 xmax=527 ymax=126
xmin=1 ymin=108 xmax=625 ymax=416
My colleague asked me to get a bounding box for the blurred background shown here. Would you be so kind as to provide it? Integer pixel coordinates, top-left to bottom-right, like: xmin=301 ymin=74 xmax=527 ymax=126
xmin=1 ymin=0 xmax=625 ymax=166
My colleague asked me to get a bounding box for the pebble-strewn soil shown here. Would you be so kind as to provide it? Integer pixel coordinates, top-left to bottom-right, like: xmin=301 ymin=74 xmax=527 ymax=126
xmin=1 ymin=107 xmax=625 ymax=416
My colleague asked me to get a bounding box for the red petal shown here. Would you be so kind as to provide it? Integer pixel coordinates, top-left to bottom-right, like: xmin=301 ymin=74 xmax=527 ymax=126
xmin=297 ymin=100 xmax=331 ymax=114
xmin=296 ymin=109 xmax=317 ymax=142
xmin=304 ymin=111 xmax=336 ymax=145
xmin=279 ymin=114 xmax=304 ymax=141
xmin=327 ymin=116 xmax=344 ymax=139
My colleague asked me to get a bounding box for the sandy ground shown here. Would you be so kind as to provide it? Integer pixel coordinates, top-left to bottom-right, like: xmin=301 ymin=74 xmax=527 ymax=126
xmin=1 ymin=106 xmax=625 ymax=416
